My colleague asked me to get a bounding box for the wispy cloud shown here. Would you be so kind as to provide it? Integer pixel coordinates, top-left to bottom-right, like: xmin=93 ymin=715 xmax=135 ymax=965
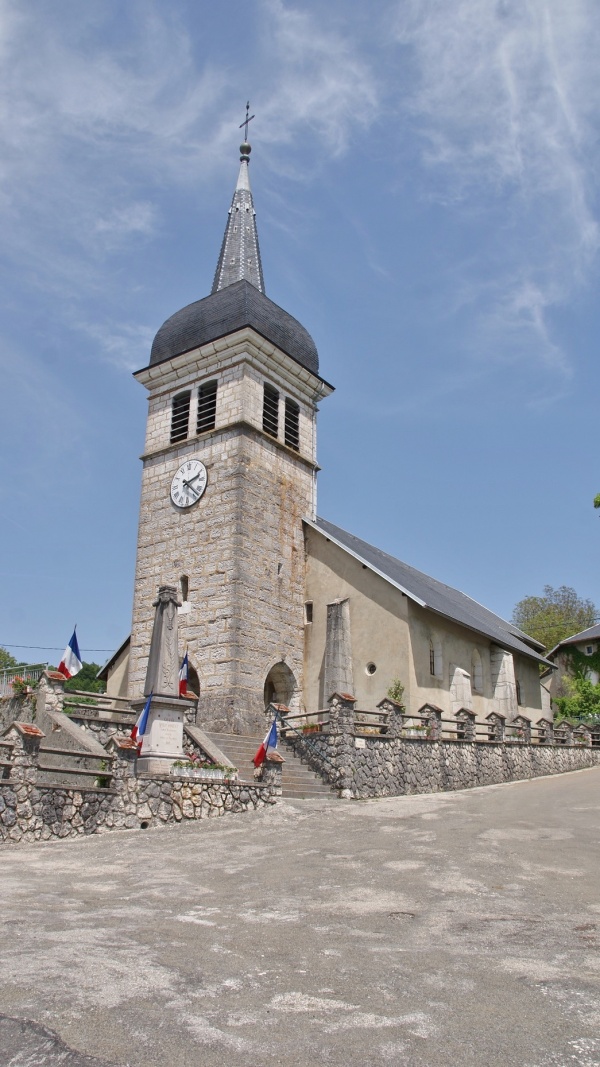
xmin=258 ymin=0 xmax=379 ymax=159
xmin=0 ymin=2 xmax=232 ymax=366
xmin=0 ymin=0 xmax=380 ymax=368
xmin=392 ymin=0 xmax=600 ymax=373
xmin=77 ymin=319 xmax=156 ymax=372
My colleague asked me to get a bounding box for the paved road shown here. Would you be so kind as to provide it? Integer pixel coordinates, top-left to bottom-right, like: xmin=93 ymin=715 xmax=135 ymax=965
xmin=1 ymin=767 xmax=599 ymax=1067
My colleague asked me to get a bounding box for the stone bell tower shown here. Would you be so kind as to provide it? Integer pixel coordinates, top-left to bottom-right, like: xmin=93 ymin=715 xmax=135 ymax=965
xmin=128 ymin=127 xmax=333 ymax=733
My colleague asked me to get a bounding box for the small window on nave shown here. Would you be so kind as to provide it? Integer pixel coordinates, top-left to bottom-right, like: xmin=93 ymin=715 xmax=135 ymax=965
xmin=429 ymin=635 xmax=443 ymax=679
xmin=263 ymin=383 xmax=279 ymax=438
xmin=197 ymin=380 xmax=217 ymax=433
xmin=284 ymin=398 xmax=300 ymax=451
xmin=170 ymin=391 xmax=191 ymax=443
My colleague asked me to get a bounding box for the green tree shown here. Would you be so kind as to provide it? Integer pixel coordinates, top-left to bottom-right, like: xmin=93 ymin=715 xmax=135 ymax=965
xmin=511 ymin=585 xmax=596 ymax=652
xmin=0 ymin=646 xmax=19 ymax=671
xmin=594 ymin=493 xmax=600 ymax=511
xmin=61 ymin=662 xmax=106 ymax=694
xmin=554 ymin=675 xmax=600 ymax=722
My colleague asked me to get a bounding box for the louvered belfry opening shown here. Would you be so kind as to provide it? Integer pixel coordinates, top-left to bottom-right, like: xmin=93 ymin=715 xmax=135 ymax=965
xmin=197 ymin=380 xmax=218 ymax=433
xmin=170 ymin=391 xmax=191 ymax=443
xmin=284 ymin=397 xmax=300 ymax=451
xmin=263 ymin=382 xmax=279 ymax=438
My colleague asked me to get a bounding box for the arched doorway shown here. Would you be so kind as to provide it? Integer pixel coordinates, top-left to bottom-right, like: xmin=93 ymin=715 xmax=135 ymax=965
xmin=263 ymin=662 xmax=297 ymax=710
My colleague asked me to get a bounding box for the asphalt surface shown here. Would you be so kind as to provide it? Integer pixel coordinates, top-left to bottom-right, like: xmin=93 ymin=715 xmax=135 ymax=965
xmin=1 ymin=767 xmax=599 ymax=1067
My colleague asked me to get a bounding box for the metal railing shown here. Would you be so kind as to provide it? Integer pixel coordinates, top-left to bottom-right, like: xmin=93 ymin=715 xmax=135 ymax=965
xmin=0 ymin=663 xmax=49 ymax=698
xmin=278 ymin=716 xmax=339 ymax=779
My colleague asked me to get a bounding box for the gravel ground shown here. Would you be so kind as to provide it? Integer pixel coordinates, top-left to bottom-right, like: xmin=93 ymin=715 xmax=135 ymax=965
xmin=1 ymin=766 xmax=599 ymax=1067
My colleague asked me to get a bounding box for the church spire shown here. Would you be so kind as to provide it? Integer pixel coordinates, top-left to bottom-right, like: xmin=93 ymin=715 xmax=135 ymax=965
xmin=211 ymin=106 xmax=265 ymax=295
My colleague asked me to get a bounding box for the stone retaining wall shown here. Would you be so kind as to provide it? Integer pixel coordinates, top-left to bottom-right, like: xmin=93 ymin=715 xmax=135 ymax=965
xmin=0 ymin=694 xmax=35 ymax=730
xmin=0 ymin=723 xmax=276 ymax=846
xmin=283 ymin=695 xmax=600 ymax=799
xmin=67 ymin=713 xmax=130 ymax=748
xmin=348 ymin=736 xmax=600 ymax=798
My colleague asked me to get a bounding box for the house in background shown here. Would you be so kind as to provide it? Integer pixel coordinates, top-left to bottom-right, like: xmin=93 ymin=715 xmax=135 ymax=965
xmin=542 ymin=623 xmax=600 ymax=703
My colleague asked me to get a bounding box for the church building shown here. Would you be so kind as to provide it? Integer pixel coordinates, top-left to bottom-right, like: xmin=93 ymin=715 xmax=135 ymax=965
xmin=102 ymin=131 xmax=550 ymax=735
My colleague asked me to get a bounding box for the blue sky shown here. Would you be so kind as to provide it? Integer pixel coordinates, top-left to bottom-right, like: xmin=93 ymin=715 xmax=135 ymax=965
xmin=1 ymin=0 xmax=600 ymax=666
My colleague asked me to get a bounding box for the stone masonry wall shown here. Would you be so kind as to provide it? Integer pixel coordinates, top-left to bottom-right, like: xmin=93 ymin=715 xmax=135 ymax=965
xmin=129 ymin=330 xmax=327 ymax=735
xmin=283 ymin=697 xmax=600 ymax=799
xmin=129 ymin=421 xmax=314 ymax=734
xmin=347 ymin=737 xmax=600 ymax=798
xmin=0 ymin=695 xmax=36 ymax=730
xmin=0 ymin=722 xmax=276 ymax=846
xmin=0 ymin=776 xmax=275 ymax=846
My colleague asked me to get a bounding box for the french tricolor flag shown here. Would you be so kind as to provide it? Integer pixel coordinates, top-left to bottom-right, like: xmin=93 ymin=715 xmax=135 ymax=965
xmin=252 ymin=714 xmax=278 ymax=768
xmin=58 ymin=629 xmax=83 ymax=680
xmin=178 ymin=652 xmax=189 ymax=697
xmin=131 ymin=692 xmax=152 ymax=754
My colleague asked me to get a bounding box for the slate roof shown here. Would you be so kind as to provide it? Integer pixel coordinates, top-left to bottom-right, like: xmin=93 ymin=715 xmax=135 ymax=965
xmin=147 ymin=140 xmax=321 ymax=378
xmin=149 ymin=279 xmax=321 ymax=376
xmin=309 ymin=517 xmax=549 ymax=665
xmin=547 ymin=622 xmax=600 ymax=659
xmin=211 ymin=142 xmax=265 ymax=295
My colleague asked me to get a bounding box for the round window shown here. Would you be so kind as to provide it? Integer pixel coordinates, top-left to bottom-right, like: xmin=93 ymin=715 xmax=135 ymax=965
xmin=366 ymin=662 xmax=377 ymax=676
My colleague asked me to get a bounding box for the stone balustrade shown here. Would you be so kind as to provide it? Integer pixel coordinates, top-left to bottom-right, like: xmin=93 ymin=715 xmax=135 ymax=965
xmin=279 ymin=697 xmax=600 ymax=799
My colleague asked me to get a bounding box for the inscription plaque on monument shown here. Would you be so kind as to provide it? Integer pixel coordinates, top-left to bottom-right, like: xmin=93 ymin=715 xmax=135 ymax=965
xmin=144 ymin=708 xmax=184 ymax=757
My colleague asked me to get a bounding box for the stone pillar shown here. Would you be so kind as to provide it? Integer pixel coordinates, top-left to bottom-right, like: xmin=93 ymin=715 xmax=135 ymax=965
xmin=419 ymin=703 xmax=443 ymax=740
xmin=573 ymin=724 xmax=592 ymax=747
xmin=490 ymin=646 xmax=518 ymax=720
xmin=455 ymin=708 xmax=476 ymax=742
xmin=0 ymin=723 xmax=44 ymax=842
xmin=36 ymin=671 xmax=66 ymax=719
xmin=510 ymin=714 xmax=531 ymax=743
xmin=323 ymin=599 xmax=354 ymax=705
xmin=327 ymin=692 xmax=356 ymax=799
xmin=144 ymin=585 xmax=181 ymax=697
xmin=105 ymin=736 xmax=138 ymax=779
xmin=486 ymin=711 xmax=506 ymax=742
xmin=554 ymin=721 xmax=573 ymax=745
xmin=377 ymin=697 xmax=405 ymax=738
xmin=136 ymin=585 xmax=188 ymax=776
xmin=260 ymin=750 xmax=284 ymax=795
xmin=536 ymin=718 xmax=554 ymax=745
xmin=2 ymin=722 xmax=43 ymax=785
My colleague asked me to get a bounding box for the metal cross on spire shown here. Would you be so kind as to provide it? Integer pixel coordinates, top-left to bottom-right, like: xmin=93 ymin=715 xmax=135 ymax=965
xmin=239 ymin=101 xmax=255 ymax=142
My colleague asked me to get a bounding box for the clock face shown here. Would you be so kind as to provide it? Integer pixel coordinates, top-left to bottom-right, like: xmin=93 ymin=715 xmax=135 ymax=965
xmin=170 ymin=458 xmax=208 ymax=509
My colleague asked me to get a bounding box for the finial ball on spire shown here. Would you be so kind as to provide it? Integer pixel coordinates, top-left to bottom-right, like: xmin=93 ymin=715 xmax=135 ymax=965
xmin=240 ymin=141 xmax=252 ymax=161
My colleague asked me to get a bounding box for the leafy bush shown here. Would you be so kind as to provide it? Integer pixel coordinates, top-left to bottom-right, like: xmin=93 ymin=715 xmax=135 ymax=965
xmin=554 ymin=675 xmax=600 ymax=722
xmin=387 ymin=678 xmax=405 ymax=704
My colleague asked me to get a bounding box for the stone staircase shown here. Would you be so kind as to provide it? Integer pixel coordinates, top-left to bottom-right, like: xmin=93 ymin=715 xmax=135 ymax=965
xmin=205 ymin=731 xmax=336 ymax=800
xmin=36 ymin=741 xmax=114 ymax=789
